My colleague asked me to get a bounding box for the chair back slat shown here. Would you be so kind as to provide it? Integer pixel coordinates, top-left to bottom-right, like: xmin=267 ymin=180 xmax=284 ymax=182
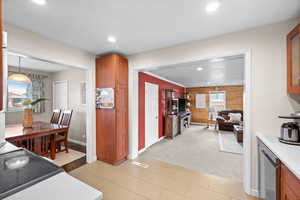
xmin=50 ymin=109 xmax=61 ymax=124
xmin=59 ymin=110 xmax=73 ymax=127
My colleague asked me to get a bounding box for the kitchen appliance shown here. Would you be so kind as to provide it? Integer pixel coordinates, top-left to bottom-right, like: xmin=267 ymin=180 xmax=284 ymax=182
xmin=280 ymin=122 xmax=300 ymax=142
xmin=0 ymin=148 xmax=63 ymax=199
xmin=258 ymin=138 xmax=280 ymax=200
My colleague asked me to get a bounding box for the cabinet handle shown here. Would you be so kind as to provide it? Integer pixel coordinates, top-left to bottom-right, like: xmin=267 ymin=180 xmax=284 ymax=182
xmin=261 ymin=149 xmax=279 ymax=168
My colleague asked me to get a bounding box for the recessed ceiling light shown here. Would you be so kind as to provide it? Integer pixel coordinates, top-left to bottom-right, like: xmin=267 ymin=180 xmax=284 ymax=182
xmin=210 ymin=58 xmax=225 ymax=63
xmin=31 ymin=0 xmax=47 ymax=5
xmin=107 ymin=36 xmax=117 ymax=43
xmin=197 ymin=67 xmax=203 ymax=71
xmin=206 ymin=0 xmax=220 ymax=13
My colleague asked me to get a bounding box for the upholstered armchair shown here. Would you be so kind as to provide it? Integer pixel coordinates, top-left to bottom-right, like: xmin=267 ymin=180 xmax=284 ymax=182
xmin=216 ymin=110 xmax=243 ymax=131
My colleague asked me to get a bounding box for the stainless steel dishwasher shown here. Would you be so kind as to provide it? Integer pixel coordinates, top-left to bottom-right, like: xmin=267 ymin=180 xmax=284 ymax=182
xmin=257 ymin=138 xmax=280 ymax=200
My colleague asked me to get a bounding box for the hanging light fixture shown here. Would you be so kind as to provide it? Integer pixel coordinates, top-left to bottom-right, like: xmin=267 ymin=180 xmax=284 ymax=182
xmin=8 ymin=56 xmax=31 ymax=84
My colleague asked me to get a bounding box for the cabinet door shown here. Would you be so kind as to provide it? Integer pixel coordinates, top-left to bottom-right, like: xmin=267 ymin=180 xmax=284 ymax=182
xmin=282 ymin=185 xmax=299 ymax=200
xmin=287 ymin=24 xmax=300 ymax=94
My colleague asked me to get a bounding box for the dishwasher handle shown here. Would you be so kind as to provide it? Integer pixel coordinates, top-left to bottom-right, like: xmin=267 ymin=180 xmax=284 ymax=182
xmin=261 ymin=149 xmax=279 ymax=168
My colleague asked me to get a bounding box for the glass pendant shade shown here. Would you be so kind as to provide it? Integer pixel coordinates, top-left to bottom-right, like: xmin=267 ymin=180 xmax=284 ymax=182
xmin=8 ymin=73 xmax=32 ymax=84
xmin=9 ymin=56 xmax=32 ymax=84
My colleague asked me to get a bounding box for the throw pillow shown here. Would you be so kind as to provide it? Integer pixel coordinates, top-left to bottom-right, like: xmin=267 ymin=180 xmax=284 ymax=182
xmin=229 ymin=113 xmax=242 ymax=122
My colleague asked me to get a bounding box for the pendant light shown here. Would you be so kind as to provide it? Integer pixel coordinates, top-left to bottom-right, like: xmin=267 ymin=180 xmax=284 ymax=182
xmin=8 ymin=56 xmax=31 ymax=84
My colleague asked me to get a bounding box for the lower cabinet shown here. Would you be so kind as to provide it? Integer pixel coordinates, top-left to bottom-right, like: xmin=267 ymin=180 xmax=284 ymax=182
xmin=281 ymin=164 xmax=300 ymax=200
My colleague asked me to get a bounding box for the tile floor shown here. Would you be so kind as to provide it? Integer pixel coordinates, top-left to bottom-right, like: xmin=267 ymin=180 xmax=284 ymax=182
xmin=69 ymin=158 xmax=257 ymax=200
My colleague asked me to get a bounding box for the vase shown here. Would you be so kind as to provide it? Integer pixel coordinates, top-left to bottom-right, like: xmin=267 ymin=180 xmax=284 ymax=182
xmin=23 ymin=108 xmax=33 ymax=128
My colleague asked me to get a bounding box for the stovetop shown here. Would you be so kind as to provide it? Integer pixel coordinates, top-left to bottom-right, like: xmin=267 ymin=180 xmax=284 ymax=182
xmin=0 ymin=148 xmax=63 ymax=199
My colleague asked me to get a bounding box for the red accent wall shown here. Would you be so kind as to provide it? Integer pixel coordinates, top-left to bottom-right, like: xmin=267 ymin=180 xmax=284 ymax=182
xmin=138 ymin=72 xmax=185 ymax=150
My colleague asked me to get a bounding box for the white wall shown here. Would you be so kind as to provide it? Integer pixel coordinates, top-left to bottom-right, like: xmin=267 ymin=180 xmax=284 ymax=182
xmin=52 ymin=68 xmax=87 ymax=144
xmin=5 ymin=24 xmax=94 ymax=69
xmin=1 ymin=23 xmax=96 ymax=162
xmin=128 ymin=18 xmax=300 ymax=193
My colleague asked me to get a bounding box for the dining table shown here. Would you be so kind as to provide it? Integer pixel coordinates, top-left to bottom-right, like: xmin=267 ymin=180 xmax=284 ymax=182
xmin=5 ymin=121 xmax=68 ymax=160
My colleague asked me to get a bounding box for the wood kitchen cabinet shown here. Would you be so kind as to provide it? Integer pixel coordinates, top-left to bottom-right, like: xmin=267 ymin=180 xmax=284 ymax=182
xmin=287 ymin=24 xmax=300 ymax=94
xmin=281 ymin=164 xmax=300 ymax=200
xmin=95 ymin=54 xmax=128 ymax=165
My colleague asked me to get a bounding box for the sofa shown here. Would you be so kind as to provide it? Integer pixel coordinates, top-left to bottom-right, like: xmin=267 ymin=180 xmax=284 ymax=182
xmin=216 ymin=110 xmax=243 ymax=131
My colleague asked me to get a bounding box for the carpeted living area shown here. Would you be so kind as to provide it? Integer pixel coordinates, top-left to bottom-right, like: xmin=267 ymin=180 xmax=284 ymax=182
xmin=218 ymin=131 xmax=243 ymax=154
xmin=140 ymin=125 xmax=243 ymax=182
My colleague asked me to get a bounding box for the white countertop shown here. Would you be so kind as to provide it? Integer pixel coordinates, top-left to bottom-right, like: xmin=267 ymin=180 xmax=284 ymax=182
xmin=256 ymin=132 xmax=300 ymax=179
xmin=4 ymin=172 xmax=103 ymax=200
xmin=0 ymin=142 xmax=19 ymax=154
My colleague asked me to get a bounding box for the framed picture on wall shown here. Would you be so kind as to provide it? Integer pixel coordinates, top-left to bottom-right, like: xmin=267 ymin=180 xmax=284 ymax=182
xmin=96 ymin=88 xmax=114 ymax=109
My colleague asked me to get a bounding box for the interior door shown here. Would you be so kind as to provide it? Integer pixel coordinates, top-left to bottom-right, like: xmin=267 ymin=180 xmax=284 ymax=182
xmin=53 ymin=80 xmax=68 ymax=110
xmin=145 ymin=82 xmax=159 ymax=148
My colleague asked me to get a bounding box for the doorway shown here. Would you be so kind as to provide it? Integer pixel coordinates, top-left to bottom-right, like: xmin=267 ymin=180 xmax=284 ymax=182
xmin=129 ymin=50 xmax=252 ymax=195
xmin=5 ymin=51 xmax=88 ymax=171
xmin=145 ymin=82 xmax=159 ymax=148
xmin=53 ymin=80 xmax=68 ymax=110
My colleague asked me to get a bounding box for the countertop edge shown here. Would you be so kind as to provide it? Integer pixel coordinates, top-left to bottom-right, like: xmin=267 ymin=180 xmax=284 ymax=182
xmin=256 ymin=132 xmax=300 ymax=180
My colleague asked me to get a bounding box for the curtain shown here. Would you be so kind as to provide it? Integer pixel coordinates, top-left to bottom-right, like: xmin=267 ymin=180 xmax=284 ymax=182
xmin=27 ymin=73 xmax=47 ymax=113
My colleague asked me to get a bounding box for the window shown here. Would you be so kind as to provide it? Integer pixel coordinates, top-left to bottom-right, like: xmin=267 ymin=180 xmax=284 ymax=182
xmin=209 ymin=91 xmax=226 ymax=120
xmin=7 ymin=80 xmax=32 ymax=111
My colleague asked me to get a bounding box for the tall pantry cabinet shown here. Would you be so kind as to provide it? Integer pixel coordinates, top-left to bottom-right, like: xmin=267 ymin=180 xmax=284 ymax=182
xmin=95 ymin=54 xmax=128 ymax=165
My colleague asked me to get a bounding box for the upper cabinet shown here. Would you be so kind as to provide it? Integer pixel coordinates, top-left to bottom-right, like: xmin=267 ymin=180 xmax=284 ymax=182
xmin=287 ymin=24 xmax=300 ymax=94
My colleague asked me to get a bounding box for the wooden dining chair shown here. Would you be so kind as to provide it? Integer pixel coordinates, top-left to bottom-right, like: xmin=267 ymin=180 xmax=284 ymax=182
xmin=54 ymin=109 xmax=73 ymax=153
xmin=50 ymin=109 xmax=61 ymax=124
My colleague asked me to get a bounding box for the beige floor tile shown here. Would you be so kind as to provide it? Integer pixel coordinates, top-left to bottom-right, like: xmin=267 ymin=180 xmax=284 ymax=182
xmin=207 ymin=176 xmax=245 ymax=198
xmin=69 ymin=159 xmax=257 ymax=200
xmin=186 ymin=186 xmax=233 ymax=200
xmin=158 ymin=190 xmax=187 ymax=200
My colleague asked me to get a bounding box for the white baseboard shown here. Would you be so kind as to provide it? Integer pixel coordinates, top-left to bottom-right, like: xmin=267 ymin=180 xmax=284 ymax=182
xmin=138 ymin=147 xmax=146 ymax=154
xmin=87 ymin=155 xmax=97 ymax=163
xmin=158 ymin=136 xmax=166 ymax=142
xmin=138 ymin=136 xmax=166 ymax=155
xmin=250 ymin=189 xmax=258 ymax=197
xmin=191 ymin=122 xmax=206 ymax=126
xmin=68 ymin=138 xmax=86 ymax=146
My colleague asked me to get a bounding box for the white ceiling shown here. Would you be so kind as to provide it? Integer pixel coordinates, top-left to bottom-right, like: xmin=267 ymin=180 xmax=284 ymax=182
xmin=3 ymin=0 xmax=300 ymax=55
xmin=145 ymin=55 xmax=244 ymax=87
xmin=8 ymin=53 xmax=71 ymax=72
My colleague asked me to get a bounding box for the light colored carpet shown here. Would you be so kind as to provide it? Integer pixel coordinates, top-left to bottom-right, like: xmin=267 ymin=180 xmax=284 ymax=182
xmin=140 ymin=125 xmax=243 ymax=182
xmin=53 ymin=149 xmax=85 ymax=167
xmin=218 ymin=131 xmax=243 ymax=154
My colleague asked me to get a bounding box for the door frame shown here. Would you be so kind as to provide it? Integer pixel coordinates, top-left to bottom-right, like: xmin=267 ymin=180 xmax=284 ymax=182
xmin=144 ymin=82 xmax=159 ymax=149
xmin=128 ymin=49 xmax=253 ymax=195
xmin=52 ymin=80 xmax=69 ymax=110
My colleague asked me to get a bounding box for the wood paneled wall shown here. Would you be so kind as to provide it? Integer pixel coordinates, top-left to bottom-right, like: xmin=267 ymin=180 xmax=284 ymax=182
xmin=186 ymin=85 xmax=244 ymax=123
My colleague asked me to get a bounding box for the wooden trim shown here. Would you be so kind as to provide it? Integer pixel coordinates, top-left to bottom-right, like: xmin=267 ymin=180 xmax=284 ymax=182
xmin=62 ymin=156 xmax=86 ymax=172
